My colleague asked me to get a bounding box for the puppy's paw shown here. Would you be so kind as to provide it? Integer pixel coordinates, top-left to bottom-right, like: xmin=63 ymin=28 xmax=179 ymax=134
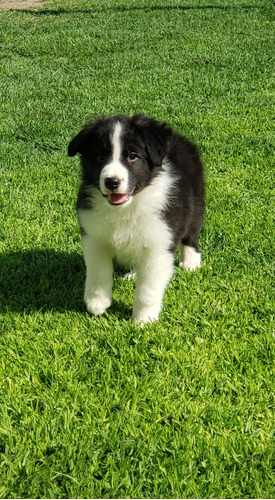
xmin=132 ymin=306 xmax=159 ymax=325
xmin=123 ymin=270 xmax=137 ymax=281
xmin=85 ymin=294 xmax=112 ymax=316
xmin=179 ymin=246 xmax=201 ymax=271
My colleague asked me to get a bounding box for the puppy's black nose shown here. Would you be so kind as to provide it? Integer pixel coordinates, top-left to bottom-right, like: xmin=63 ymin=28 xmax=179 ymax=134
xmin=105 ymin=177 xmax=121 ymax=191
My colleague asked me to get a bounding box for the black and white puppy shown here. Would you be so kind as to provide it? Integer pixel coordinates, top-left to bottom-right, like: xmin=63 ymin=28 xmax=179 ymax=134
xmin=68 ymin=114 xmax=204 ymax=324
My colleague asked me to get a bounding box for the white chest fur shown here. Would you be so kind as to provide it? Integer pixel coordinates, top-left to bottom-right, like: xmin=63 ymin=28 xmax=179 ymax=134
xmin=78 ymin=168 xmax=174 ymax=267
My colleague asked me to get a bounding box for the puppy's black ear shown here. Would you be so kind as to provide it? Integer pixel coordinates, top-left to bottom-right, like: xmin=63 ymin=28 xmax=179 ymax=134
xmin=68 ymin=128 xmax=89 ymax=157
xmin=132 ymin=114 xmax=172 ymax=167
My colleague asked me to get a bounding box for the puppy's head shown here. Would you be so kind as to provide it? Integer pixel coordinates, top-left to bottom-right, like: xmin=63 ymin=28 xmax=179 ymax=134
xmin=68 ymin=114 xmax=172 ymax=207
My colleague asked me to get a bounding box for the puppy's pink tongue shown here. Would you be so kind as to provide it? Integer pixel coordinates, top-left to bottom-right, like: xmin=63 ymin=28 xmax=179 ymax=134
xmin=108 ymin=193 xmax=130 ymax=205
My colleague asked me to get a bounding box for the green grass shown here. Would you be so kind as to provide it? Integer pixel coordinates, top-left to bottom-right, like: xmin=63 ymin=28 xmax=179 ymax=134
xmin=0 ymin=0 xmax=274 ymax=497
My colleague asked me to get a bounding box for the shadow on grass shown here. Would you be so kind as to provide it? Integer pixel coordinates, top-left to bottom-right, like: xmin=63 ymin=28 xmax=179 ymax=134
xmin=0 ymin=249 xmax=132 ymax=318
xmin=18 ymin=4 xmax=266 ymax=16
xmin=0 ymin=249 xmax=85 ymax=314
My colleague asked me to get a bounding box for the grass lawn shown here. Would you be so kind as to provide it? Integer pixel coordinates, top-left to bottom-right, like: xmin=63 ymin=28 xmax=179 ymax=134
xmin=0 ymin=0 xmax=274 ymax=497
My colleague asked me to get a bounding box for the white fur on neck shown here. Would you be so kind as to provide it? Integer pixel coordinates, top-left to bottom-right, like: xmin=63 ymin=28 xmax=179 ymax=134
xmin=79 ymin=162 xmax=176 ymax=268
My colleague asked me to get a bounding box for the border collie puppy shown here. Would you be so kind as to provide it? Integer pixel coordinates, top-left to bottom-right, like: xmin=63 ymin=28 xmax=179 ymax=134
xmin=68 ymin=114 xmax=204 ymax=324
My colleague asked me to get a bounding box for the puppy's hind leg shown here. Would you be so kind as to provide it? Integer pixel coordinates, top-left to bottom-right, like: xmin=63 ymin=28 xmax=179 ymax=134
xmin=179 ymin=237 xmax=201 ymax=271
xmin=123 ymin=269 xmax=136 ymax=281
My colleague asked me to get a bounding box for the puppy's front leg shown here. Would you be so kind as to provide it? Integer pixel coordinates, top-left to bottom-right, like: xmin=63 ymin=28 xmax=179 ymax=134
xmin=82 ymin=235 xmax=113 ymax=316
xmin=132 ymin=252 xmax=174 ymax=324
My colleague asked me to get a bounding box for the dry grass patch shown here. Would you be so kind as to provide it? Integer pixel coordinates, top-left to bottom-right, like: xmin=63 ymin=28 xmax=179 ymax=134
xmin=0 ymin=0 xmax=46 ymax=9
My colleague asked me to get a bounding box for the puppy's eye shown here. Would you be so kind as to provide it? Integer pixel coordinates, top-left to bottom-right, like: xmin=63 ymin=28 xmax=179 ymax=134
xmin=97 ymin=153 xmax=104 ymax=162
xmin=128 ymin=153 xmax=138 ymax=161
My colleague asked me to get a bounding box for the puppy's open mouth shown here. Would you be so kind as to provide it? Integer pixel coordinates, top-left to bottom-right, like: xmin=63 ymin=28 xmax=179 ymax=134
xmin=107 ymin=188 xmax=135 ymax=206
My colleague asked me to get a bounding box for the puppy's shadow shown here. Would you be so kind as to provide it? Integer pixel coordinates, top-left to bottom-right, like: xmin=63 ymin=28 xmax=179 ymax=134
xmin=0 ymin=249 xmax=134 ymax=318
xmin=0 ymin=249 xmax=85 ymax=314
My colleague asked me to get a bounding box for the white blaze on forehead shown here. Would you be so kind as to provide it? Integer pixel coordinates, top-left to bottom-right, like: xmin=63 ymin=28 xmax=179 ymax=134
xmin=111 ymin=121 xmax=123 ymax=162
xmin=100 ymin=120 xmax=129 ymax=195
